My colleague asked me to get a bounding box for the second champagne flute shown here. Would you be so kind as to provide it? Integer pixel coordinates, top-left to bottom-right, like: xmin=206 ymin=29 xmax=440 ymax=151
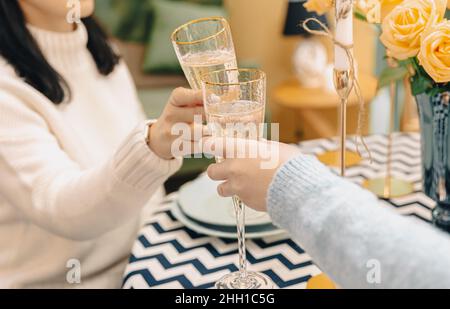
xmin=202 ymin=69 xmax=273 ymax=289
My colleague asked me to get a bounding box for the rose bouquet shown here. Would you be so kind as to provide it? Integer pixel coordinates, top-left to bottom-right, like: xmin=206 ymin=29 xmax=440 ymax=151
xmin=304 ymin=0 xmax=450 ymax=95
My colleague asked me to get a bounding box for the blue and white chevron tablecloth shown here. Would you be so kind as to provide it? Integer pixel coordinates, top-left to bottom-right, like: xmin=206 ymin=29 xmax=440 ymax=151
xmin=122 ymin=133 xmax=434 ymax=289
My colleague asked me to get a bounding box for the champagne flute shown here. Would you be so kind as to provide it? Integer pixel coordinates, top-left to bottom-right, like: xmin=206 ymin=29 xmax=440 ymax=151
xmin=202 ymin=69 xmax=273 ymax=289
xmin=171 ymin=17 xmax=237 ymax=90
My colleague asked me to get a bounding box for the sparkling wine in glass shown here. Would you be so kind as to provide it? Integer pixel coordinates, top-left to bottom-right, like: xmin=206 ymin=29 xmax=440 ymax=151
xmin=202 ymin=69 xmax=273 ymax=289
xmin=171 ymin=17 xmax=237 ymax=90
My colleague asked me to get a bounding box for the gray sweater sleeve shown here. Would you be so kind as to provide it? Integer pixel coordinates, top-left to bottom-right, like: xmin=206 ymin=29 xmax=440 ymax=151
xmin=267 ymin=155 xmax=450 ymax=288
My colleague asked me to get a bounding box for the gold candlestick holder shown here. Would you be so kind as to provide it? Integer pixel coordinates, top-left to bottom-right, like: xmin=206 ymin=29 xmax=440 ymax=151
xmin=317 ymin=86 xmax=361 ymax=169
xmin=333 ymin=69 xmax=354 ymax=176
xmin=303 ymin=3 xmax=363 ymax=288
xmin=362 ymin=76 xmax=413 ymax=198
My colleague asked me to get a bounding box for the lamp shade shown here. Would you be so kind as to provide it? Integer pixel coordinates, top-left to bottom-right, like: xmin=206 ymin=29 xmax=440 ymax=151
xmin=283 ymin=0 xmax=328 ymax=36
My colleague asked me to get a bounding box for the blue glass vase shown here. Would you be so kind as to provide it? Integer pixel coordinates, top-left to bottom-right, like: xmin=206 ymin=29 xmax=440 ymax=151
xmin=416 ymin=92 xmax=450 ymax=232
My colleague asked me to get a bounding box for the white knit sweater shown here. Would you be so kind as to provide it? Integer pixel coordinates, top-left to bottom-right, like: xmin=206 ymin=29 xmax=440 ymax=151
xmin=0 ymin=24 xmax=181 ymax=288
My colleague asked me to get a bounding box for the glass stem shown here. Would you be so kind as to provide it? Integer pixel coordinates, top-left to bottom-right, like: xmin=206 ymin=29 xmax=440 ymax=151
xmin=232 ymin=195 xmax=247 ymax=279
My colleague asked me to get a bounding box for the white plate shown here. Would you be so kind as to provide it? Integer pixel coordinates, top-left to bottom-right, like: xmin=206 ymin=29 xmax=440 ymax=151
xmin=178 ymin=173 xmax=272 ymax=226
xmin=170 ymin=203 xmax=286 ymax=239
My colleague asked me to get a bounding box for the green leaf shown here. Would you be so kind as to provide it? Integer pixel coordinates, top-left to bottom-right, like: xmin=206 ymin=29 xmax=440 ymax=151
xmin=397 ymin=59 xmax=412 ymax=67
xmin=408 ymin=57 xmax=444 ymax=96
xmin=377 ymin=66 xmax=409 ymax=90
xmin=354 ymin=11 xmax=367 ymax=22
xmin=410 ymin=74 xmax=434 ymax=96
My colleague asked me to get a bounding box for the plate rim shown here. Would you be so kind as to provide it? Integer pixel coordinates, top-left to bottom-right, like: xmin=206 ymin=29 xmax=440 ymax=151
xmin=170 ymin=202 xmax=286 ymax=239
xmin=178 ymin=174 xmax=272 ymax=227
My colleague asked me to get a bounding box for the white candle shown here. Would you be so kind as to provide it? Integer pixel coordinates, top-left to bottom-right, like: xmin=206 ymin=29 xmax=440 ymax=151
xmin=334 ymin=0 xmax=353 ymax=71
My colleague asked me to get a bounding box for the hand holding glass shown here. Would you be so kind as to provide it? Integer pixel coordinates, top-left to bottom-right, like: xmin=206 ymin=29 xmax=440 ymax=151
xmin=202 ymin=69 xmax=273 ymax=289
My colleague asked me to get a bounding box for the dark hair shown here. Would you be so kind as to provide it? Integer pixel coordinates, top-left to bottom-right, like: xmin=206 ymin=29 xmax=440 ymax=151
xmin=0 ymin=1 xmax=120 ymax=104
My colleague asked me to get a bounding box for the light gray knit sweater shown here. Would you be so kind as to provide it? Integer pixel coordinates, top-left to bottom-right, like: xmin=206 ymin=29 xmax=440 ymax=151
xmin=267 ymin=155 xmax=450 ymax=288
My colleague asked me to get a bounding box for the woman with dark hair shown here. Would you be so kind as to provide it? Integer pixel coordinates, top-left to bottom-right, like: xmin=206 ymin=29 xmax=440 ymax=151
xmin=0 ymin=0 xmax=202 ymax=288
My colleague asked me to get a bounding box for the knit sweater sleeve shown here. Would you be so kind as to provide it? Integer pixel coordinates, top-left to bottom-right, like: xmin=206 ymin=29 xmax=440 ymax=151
xmin=267 ymin=155 xmax=450 ymax=288
xmin=0 ymin=90 xmax=181 ymax=241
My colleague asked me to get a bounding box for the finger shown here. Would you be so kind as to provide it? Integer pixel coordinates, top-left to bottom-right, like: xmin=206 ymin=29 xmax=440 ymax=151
xmin=170 ymin=87 xmax=203 ymax=107
xmin=207 ymin=161 xmax=232 ymax=181
xmin=172 ymin=105 xmax=205 ymax=123
xmin=217 ymin=181 xmax=234 ymax=197
xmin=186 ymin=124 xmax=210 ymax=142
xmin=176 ymin=124 xmax=209 ymax=142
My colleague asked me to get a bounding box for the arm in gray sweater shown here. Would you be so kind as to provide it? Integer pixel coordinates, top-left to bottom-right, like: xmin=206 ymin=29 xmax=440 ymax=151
xmin=267 ymin=155 xmax=450 ymax=288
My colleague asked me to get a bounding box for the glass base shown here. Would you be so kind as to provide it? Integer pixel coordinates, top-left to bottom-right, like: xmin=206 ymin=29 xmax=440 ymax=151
xmin=317 ymin=150 xmax=361 ymax=168
xmin=432 ymin=203 xmax=450 ymax=233
xmin=362 ymin=177 xmax=414 ymax=199
xmin=215 ymin=271 xmax=273 ymax=289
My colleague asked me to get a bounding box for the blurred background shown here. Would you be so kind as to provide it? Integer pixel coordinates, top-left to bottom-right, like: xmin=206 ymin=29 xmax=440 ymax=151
xmin=94 ymin=0 xmax=419 ymax=191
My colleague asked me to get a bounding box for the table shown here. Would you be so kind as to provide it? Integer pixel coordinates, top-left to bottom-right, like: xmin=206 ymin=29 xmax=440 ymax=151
xmin=122 ymin=133 xmax=434 ymax=289
xmin=272 ymin=74 xmax=377 ymax=142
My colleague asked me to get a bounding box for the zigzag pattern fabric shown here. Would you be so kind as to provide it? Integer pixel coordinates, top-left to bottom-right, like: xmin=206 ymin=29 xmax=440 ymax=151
xmin=123 ymin=133 xmax=434 ymax=289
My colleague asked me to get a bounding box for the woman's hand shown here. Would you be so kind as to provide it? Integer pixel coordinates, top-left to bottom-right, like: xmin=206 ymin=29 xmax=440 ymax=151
xmin=203 ymin=137 xmax=301 ymax=212
xmin=148 ymin=88 xmax=205 ymax=160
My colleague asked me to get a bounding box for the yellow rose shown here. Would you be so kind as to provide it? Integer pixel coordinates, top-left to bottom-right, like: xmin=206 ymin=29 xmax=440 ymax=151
xmin=417 ymin=20 xmax=450 ymax=83
xmin=357 ymin=0 xmax=404 ymax=23
xmin=304 ymin=0 xmax=333 ymax=15
xmin=379 ymin=0 xmax=405 ymax=18
xmin=380 ymin=0 xmax=447 ymax=60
